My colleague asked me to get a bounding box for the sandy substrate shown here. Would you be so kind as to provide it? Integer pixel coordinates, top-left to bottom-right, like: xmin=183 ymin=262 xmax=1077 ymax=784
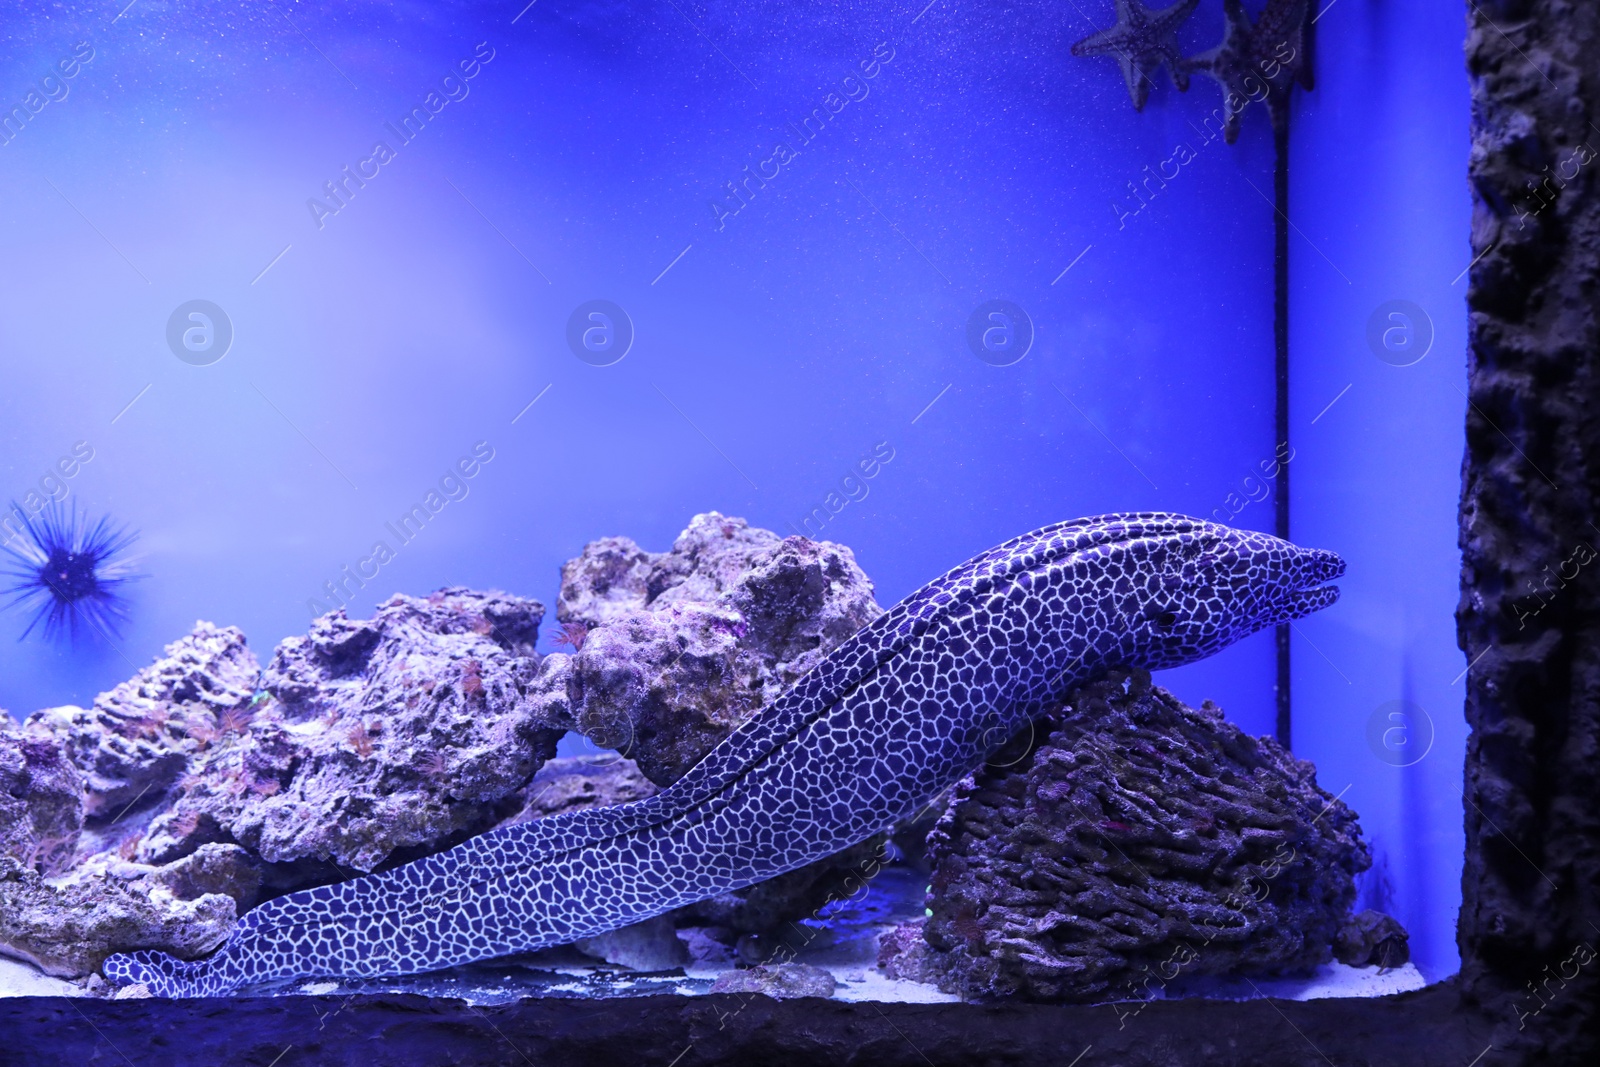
xmin=0 ymin=956 xmax=82 ymax=997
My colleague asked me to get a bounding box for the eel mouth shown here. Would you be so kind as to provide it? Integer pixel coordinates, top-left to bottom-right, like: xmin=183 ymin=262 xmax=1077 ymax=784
xmin=1286 ymin=548 xmax=1346 ymax=619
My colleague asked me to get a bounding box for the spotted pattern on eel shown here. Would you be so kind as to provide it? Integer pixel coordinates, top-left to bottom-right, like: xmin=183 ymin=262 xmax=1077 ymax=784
xmin=102 ymin=513 xmax=1344 ymax=996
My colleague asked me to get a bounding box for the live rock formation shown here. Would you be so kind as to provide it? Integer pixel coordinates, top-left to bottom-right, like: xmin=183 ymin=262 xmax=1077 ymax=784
xmin=0 ymin=515 xmax=895 ymax=981
xmin=506 ymin=754 xmax=662 ymax=826
xmin=27 ymin=621 xmax=260 ymax=819
xmin=0 ymin=723 xmax=83 ymax=876
xmin=575 ymin=914 xmax=689 ymax=972
xmin=133 ymin=588 xmax=568 ymax=880
xmin=557 ymin=512 xmax=882 ymax=786
xmin=1333 ymin=909 xmax=1410 ymax=970
xmin=1 ymin=589 xmax=566 ymax=975
xmin=709 ymin=961 xmax=837 ymax=999
xmin=0 ymin=721 xmax=264 ymax=977
xmin=880 ymin=671 xmax=1372 ymax=1002
xmin=0 ymin=718 xmax=262 ymax=977
xmin=0 ymin=845 xmax=259 ymax=977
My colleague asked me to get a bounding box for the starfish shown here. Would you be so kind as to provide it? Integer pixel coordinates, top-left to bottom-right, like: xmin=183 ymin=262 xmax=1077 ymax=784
xmin=1182 ymin=0 xmax=1311 ymax=143
xmin=1071 ymin=0 xmax=1201 ymax=111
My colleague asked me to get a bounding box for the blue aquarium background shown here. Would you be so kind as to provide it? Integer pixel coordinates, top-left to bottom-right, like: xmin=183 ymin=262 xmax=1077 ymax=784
xmin=0 ymin=1 xmax=1466 ymax=981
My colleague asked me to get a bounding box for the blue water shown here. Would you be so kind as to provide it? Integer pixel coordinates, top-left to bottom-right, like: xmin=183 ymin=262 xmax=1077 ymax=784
xmin=0 ymin=2 xmax=1466 ymax=983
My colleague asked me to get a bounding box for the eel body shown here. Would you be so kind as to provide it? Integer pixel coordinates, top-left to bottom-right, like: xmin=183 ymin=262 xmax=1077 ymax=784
xmin=103 ymin=513 xmax=1343 ymax=996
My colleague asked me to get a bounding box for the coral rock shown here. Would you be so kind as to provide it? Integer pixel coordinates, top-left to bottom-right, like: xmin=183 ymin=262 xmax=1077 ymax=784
xmin=505 ymin=755 xmax=660 ymax=824
xmin=709 ymin=962 xmax=837 ymax=999
xmin=556 ymin=536 xmax=659 ymax=627
xmin=560 ymin=512 xmax=881 ymax=786
xmin=26 ymin=622 xmax=260 ymax=818
xmin=0 ymin=520 xmax=902 ymax=979
xmin=908 ymin=671 xmax=1370 ymax=1002
xmin=142 ymin=589 xmax=567 ymax=878
xmin=0 ymin=591 xmax=564 ymax=973
xmin=877 ymin=919 xmax=937 ymax=982
xmin=0 ymin=722 xmax=85 ymax=876
xmin=0 ymin=845 xmax=256 ymax=977
xmin=575 ymin=914 xmax=688 ymax=972
xmin=0 ymin=720 xmax=258 ymax=978
xmin=1333 ymin=909 xmax=1411 ymax=969
xmin=0 ymin=548 xmax=894 ymax=977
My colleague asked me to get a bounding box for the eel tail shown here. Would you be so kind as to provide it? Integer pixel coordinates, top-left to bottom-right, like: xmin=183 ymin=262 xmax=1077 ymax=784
xmin=102 ymin=946 xmax=229 ymax=998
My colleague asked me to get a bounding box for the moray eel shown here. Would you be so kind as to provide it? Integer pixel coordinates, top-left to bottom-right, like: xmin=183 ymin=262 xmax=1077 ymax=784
xmin=103 ymin=513 xmax=1343 ymax=996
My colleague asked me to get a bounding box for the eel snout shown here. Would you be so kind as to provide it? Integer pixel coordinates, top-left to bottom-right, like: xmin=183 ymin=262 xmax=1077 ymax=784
xmin=1287 ymin=548 xmax=1345 ymax=618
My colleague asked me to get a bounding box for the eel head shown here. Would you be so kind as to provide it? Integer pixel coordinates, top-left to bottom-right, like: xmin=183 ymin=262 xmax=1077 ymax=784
xmin=1129 ymin=519 xmax=1345 ymax=671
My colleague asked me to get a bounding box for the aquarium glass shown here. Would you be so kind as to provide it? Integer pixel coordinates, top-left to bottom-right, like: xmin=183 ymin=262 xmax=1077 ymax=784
xmin=0 ymin=0 xmax=1469 ymax=1001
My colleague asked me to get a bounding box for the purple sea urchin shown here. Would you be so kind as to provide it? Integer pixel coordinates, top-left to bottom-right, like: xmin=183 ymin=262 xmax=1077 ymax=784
xmin=1 ymin=501 xmax=139 ymax=641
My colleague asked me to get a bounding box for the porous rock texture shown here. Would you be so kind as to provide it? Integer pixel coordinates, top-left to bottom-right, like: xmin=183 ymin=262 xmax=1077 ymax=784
xmin=1 ymin=721 xmax=261 ymax=976
xmin=574 ymin=914 xmax=690 ymax=972
xmin=0 ymin=845 xmax=259 ymax=977
xmin=0 ymin=514 xmax=898 ymax=982
xmin=0 ymin=722 xmax=83 ymax=877
xmin=26 ymin=622 xmax=260 ymax=819
xmin=557 ymin=511 xmax=882 ymax=786
xmin=536 ymin=513 xmax=899 ymax=947
xmin=1 ymin=589 xmax=569 ymax=976
xmin=709 ymin=961 xmax=837 ymax=999
xmin=1333 ymin=909 xmax=1410 ymax=970
xmin=1461 ymin=2 xmax=1600 ymax=1060
xmin=880 ymin=671 xmax=1370 ymax=1002
xmin=504 ymin=753 xmax=662 ymax=826
xmin=673 ymin=833 xmax=891 ymax=937
xmin=133 ymin=588 xmax=569 ymax=880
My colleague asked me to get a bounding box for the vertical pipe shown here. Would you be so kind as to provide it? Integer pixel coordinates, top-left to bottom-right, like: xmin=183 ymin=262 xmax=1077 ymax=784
xmin=1274 ymin=117 xmax=1292 ymax=750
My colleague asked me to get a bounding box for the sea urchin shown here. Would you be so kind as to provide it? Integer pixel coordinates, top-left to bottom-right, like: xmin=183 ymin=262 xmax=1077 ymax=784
xmin=1 ymin=501 xmax=139 ymax=641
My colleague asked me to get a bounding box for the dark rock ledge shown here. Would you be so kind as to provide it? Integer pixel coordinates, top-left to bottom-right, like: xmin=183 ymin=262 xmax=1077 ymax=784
xmin=0 ymin=982 xmax=1486 ymax=1067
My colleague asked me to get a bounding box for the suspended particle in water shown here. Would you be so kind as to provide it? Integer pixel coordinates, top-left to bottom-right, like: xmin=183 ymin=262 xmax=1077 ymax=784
xmin=1 ymin=501 xmax=140 ymax=642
